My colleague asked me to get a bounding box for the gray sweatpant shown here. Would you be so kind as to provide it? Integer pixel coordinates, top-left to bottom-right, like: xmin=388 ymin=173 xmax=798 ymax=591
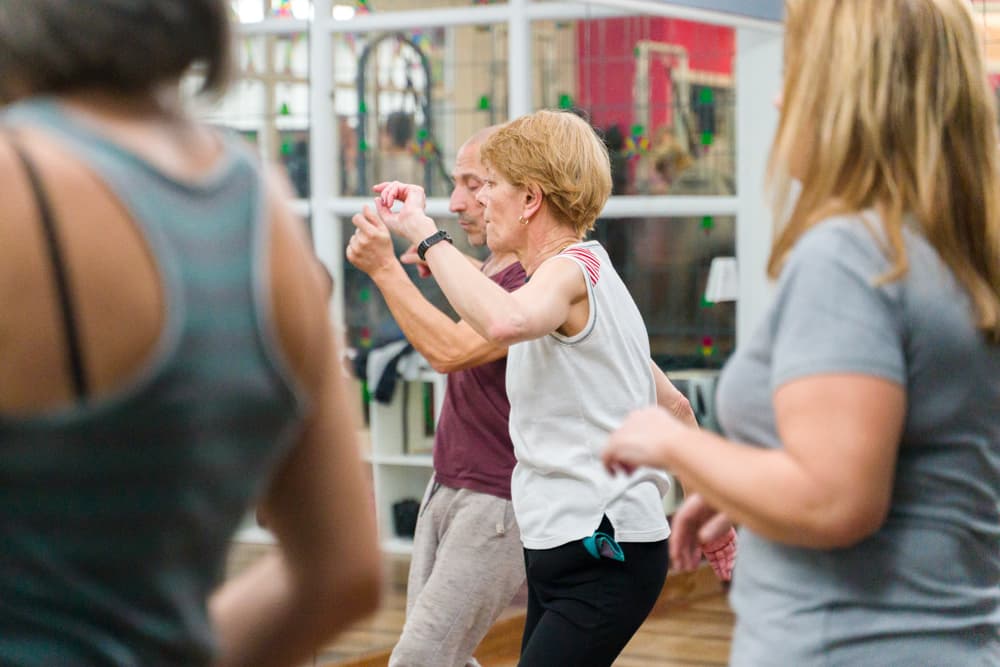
xmin=389 ymin=479 xmax=525 ymax=667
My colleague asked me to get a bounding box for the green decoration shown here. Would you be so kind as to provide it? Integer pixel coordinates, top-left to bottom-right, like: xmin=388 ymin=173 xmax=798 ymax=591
xmin=699 ymin=87 xmax=714 ymax=105
xmin=478 ymin=95 xmax=491 ymax=110
xmin=700 ymin=295 xmax=714 ymax=308
xmin=359 ymin=286 xmax=371 ymax=302
xmin=281 ymin=140 xmax=293 ymax=156
xmin=279 ymin=102 xmax=290 ymax=116
xmin=558 ymin=93 xmax=573 ymax=110
xmin=359 ymin=138 xmax=368 ymax=152
xmin=416 ymin=127 xmax=428 ymax=140
xmin=700 ymin=215 xmax=715 ymax=232
xmin=701 ymin=131 xmax=714 ymax=146
xmin=359 ymin=100 xmax=367 ymax=113
xmin=631 ymin=123 xmax=645 ymax=136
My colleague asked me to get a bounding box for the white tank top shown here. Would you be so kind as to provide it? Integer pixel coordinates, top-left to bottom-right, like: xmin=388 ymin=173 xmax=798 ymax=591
xmin=506 ymin=241 xmax=671 ymax=549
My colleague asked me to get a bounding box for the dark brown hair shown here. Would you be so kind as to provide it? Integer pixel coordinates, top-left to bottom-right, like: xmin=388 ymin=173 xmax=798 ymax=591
xmin=0 ymin=0 xmax=233 ymax=99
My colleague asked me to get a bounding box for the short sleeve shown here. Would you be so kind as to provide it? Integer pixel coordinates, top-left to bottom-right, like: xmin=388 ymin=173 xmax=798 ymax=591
xmin=769 ymin=219 xmax=906 ymax=391
xmin=493 ymin=261 xmax=527 ymax=293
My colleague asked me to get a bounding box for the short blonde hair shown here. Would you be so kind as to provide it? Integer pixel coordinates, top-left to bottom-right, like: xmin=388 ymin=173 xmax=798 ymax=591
xmin=770 ymin=0 xmax=1000 ymax=343
xmin=480 ymin=110 xmax=612 ymax=237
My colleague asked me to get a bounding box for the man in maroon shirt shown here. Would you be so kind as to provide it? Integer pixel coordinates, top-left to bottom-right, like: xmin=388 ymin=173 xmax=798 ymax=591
xmin=347 ymin=127 xmax=526 ymax=667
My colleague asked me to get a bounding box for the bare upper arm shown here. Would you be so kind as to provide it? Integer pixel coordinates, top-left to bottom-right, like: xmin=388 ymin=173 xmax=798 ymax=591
xmin=265 ymin=166 xmax=331 ymax=395
xmin=260 ymin=165 xmax=376 ymax=570
xmin=494 ymin=257 xmax=589 ymax=344
xmin=773 ymin=373 xmax=905 ymax=544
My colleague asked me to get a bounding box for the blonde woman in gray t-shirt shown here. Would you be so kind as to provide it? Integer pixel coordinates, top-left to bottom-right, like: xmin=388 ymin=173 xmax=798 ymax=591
xmin=602 ymin=1 xmax=1000 ymax=665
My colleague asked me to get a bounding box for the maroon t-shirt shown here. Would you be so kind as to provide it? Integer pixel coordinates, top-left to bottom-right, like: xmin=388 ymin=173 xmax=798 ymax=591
xmin=432 ymin=260 xmax=526 ymax=500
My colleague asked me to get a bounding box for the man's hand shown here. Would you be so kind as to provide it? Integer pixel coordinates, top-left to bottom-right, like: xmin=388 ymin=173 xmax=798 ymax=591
xmin=400 ymin=243 xmax=432 ymax=278
xmin=346 ymin=204 xmax=397 ymax=279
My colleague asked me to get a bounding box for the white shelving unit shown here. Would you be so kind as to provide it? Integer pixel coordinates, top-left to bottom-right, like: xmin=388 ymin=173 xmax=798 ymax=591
xmin=223 ymin=0 xmax=782 ymax=553
xmin=365 ymin=359 xmax=445 ymax=553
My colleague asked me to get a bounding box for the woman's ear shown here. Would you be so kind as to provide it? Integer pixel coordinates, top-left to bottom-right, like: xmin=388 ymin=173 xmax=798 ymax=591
xmin=522 ymin=183 xmax=543 ymax=219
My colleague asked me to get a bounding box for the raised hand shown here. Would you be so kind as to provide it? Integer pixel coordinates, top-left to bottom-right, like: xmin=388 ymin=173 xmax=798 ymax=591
xmin=372 ymin=181 xmax=437 ymax=245
xmin=346 ymin=204 xmax=396 ymax=279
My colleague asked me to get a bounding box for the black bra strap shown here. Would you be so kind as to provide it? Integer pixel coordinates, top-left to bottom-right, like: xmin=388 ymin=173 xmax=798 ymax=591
xmin=8 ymin=136 xmax=89 ymax=401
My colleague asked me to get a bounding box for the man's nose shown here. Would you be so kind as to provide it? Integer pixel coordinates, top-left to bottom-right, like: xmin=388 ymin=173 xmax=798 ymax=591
xmin=449 ymin=190 xmax=465 ymax=213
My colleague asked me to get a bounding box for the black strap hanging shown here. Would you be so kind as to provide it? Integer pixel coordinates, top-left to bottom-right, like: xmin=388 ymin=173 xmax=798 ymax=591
xmin=8 ymin=136 xmax=89 ymax=401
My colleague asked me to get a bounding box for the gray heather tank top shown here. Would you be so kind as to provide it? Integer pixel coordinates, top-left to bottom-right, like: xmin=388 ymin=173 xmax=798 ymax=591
xmin=0 ymin=99 xmax=306 ymax=666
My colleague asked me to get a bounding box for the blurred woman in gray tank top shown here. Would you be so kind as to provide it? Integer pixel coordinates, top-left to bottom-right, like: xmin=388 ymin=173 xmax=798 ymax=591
xmin=0 ymin=2 xmax=380 ymax=665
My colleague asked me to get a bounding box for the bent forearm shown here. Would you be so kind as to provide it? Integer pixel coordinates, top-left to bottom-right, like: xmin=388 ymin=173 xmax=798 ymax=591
xmin=650 ymin=362 xmax=698 ymax=428
xmin=371 ymin=261 xmax=506 ymax=372
xmin=663 ymin=429 xmax=863 ymax=549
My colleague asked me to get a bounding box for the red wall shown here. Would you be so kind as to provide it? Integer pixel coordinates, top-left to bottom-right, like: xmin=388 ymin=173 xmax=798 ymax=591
xmin=576 ymin=17 xmax=734 ymax=137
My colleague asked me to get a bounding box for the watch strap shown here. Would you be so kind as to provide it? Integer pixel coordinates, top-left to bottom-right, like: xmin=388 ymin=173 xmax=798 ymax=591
xmin=417 ymin=230 xmax=453 ymax=260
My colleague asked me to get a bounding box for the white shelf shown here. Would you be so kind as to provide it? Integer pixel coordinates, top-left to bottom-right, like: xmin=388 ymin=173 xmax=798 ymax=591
xmin=381 ymin=536 xmax=416 ymax=555
xmin=371 ymin=454 xmax=434 ymax=467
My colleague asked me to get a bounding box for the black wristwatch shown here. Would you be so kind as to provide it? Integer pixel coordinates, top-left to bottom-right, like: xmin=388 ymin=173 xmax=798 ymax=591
xmin=416 ymin=230 xmax=454 ymax=260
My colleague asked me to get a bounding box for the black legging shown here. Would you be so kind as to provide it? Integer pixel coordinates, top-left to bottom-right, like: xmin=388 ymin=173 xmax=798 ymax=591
xmin=519 ymin=517 xmax=669 ymax=667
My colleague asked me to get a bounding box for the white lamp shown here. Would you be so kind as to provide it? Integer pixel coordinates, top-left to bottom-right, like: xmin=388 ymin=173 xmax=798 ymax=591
xmin=704 ymin=256 xmax=739 ymax=303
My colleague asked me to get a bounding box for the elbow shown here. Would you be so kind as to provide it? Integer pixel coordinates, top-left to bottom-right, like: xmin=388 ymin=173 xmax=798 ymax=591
xmin=805 ymin=497 xmax=890 ymax=549
xmin=428 ymin=359 xmax=456 ymax=374
xmin=346 ymin=566 xmax=382 ymax=618
xmin=311 ymin=556 xmax=382 ymax=620
xmin=484 ymin=314 xmax=527 ymax=346
xmin=673 ymin=394 xmax=696 ymax=426
xmin=427 ymin=349 xmax=468 ymax=374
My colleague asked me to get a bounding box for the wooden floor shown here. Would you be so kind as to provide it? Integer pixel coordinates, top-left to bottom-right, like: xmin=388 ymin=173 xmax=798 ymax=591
xmin=225 ymin=541 xmax=734 ymax=667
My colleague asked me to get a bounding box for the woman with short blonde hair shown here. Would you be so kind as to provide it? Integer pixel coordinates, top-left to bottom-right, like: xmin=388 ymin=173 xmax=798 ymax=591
xmin=366 ymin=108 xmax=696 ymax=666
xmin=603 ymin=0 xmax=1000 ymax=663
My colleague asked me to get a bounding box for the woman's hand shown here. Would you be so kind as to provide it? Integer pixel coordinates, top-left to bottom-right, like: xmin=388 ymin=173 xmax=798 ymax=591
xmin=372 ymin=181 xmax=437 ymax=245
xmin=602 ymin=405 xmax=688 ymax=475
xmin=669 ymin=493 xmax=734 ymax=574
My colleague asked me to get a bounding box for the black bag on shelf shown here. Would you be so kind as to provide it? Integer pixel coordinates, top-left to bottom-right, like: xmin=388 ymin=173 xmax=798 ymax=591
xmin=392 ymin=498 xmax=420 ymax=538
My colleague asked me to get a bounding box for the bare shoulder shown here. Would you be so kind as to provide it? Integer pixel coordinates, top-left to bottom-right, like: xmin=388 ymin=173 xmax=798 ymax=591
xmin=533 ymin=252 xmax=590 ymax=300
xmin=0 ymin=136 xmax=40 ymax=342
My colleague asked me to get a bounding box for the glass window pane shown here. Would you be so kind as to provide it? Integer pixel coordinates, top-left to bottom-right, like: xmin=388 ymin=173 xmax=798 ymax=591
xmin=592 ymin=216 xmax=736 ymax=368
xmin=188 ymin=31 xmax=311 ymax=197
xmin=532 ymin=16 xmax=735 ymax=196
xmin=334 ymin=24 xmax=507 ymax=197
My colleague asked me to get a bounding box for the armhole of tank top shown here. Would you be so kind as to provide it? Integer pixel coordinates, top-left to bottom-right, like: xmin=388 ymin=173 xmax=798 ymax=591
xmin=246 ymin=154 xmax=311 ymax=418
xmin=0 ymin=126 xmax=195 ymax=421
xmin=548 ymin=254 xmax=597 ymax=345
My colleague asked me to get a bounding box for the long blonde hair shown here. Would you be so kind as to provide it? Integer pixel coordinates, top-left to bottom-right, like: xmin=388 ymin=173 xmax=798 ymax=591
xmin=769 ymin=0 xmax=1000 ymax=343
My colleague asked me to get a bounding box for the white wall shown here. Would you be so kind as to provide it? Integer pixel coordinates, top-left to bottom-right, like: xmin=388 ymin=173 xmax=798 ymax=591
xmin=735 ymin=26 xmax=782 ymax=343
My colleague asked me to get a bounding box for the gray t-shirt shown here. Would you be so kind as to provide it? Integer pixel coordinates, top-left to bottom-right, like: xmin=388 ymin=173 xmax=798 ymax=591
xmin=717 ymin=215 xmax=1000 ymax=666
